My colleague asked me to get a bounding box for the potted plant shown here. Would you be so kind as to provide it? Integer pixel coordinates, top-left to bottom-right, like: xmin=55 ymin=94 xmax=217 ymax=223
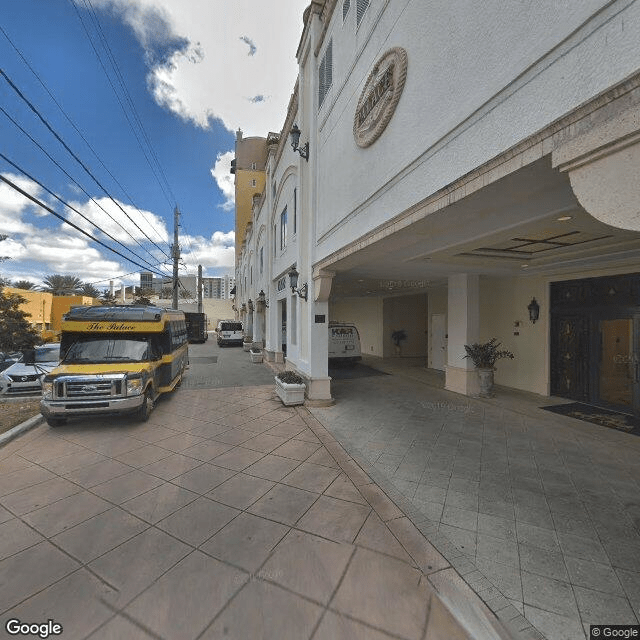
xmin=463 ymin=338 xmax=514 ymax=397
xmin=249 ymin=347 xmax=263 ymax=363
xmin=242 ymin=336 xmax=252 ymax=351
xmin=275 ymin=370 xmax=305 ymax=406
xmin=391 ymin=329 xmax=407 ymax=356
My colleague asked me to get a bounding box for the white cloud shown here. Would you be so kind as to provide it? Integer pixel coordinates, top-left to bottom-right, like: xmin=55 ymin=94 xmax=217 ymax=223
xmin=0 ymin=173 xmax=45 ymax=235
xmin=85 ymin=0 xmax=308 ymax=135
xmin=211 ymin=151 xmax=235 ymax=211
xmin=180 ymin=229 xmax=235 ymax=273
xmin=65 ymin=197 xmax=169 ymax=247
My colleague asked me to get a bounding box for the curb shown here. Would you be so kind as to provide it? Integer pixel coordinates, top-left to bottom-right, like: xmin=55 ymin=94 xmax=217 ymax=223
xmin=0 ymin=413 xmax=44 ymax=448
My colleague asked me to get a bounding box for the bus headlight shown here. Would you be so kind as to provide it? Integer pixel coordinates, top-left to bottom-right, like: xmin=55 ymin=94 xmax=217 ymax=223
xmin=126 ymin=376 xmax=143 ymax=396
xmin=42 ymin=381 xmax=54 ymax=400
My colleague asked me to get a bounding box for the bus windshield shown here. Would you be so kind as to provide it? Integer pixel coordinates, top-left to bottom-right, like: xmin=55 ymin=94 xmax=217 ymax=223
xmin=62 ymin=336 xmax=156 ymax=363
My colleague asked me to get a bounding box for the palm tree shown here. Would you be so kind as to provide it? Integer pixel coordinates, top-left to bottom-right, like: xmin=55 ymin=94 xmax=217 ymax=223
xmin=79 ymin=283 xmax=101 ymax=298
xmin=41 ymin=274 xmax=83 ymax=296
xmin=13 ymin=280 xmax=37 ymax=290
xmin=100 ymin=290 xmax=117 ymax=305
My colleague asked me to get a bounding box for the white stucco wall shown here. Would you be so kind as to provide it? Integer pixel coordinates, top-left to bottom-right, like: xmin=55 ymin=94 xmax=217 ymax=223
xmin=314 ymin=0 xmax=640 ymax=260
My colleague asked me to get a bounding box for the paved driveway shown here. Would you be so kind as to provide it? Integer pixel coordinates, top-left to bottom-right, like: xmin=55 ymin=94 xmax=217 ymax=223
xmin=312 ymin=360 xmax=640 ymax=640
xmin=0 ymin=345 xmax=516 ymax=640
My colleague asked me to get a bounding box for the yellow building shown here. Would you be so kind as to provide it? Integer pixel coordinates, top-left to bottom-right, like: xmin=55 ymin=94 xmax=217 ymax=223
xmin=50 ymin=296 xmax=101 ymax=333
xmin=5 ymin=288 xmax=53 ymax=333
xmin=4 ymin=288 xmax=101 ymax=340
xmin=232 ymin=129 xmax=268 ymax=260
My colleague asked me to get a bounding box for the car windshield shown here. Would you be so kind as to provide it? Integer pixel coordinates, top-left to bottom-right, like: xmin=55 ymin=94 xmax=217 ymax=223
xmin=63 ymin=338 xmax=151 ymax=363
xmin=221 ymin=323 xmax=242 ymax=331
xmin=35 ymin=346 xmax=60 ymax=362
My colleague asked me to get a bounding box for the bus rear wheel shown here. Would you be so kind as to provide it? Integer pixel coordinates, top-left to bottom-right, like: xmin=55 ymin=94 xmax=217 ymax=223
xmin=137 ymin=389 xmax=154 ymax=422
xmin=46 ymin=417 xmax=67 ymax=427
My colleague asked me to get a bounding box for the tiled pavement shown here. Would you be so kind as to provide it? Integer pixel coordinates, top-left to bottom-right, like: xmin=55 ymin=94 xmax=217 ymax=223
xmin=312 ymin=359 xmax=640 ymax=640
xmin=0 ymin=384 xmax=515 ymax=640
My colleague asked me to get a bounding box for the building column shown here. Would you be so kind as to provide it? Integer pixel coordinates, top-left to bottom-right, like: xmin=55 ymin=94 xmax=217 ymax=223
xmin=302 ymin=270 xmax=335 ymax=405
xmin=445 ymin=274 xmax=481 ymax=396
xmin=246 ymin=302 xmax=254 ymax=339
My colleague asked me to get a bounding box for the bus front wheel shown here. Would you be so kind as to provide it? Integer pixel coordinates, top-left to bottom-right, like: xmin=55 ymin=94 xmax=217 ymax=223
xmin=138 ymin=389 xmax=154 ymax=422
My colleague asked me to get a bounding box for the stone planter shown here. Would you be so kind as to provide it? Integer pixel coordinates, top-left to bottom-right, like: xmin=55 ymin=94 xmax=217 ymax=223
xmin=275 ymin=376 xmax=305 ymax=406
xmin=477 ymin=368 xmax=495 ymax=397
xmin=242 ymin=341 xmax=252 ymax=352
xmin=250 ymin=351 xmax=263 ymax=363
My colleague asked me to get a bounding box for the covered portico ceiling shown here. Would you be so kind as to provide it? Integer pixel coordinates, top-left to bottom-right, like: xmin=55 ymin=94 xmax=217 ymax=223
xmin=324 ymin=157 xmax=640 ymax=297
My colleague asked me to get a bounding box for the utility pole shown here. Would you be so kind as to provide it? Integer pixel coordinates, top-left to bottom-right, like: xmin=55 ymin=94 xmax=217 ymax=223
xmin=172 ymin=206 xmax=180 ymax=310
xmin=197 ymin=264 xmax=203 ymax=313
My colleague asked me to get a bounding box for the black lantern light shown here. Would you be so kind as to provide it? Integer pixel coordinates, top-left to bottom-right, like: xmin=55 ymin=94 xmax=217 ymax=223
xmin=288 ymin=266 xmax=308 ymax=301
xmin=290 ymin=124 xmax=309 ymax=161
xmin=528 ymin=297 xmax=540 ymax=323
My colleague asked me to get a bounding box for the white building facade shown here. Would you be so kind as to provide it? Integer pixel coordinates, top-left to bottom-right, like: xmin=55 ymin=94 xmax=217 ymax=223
xmin=236 ymin=0 xmax=640 ymax=412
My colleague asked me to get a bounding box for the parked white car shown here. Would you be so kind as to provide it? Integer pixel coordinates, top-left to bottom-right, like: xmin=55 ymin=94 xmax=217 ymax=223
xmin=0 ymin=344 xmax=61 ymax=396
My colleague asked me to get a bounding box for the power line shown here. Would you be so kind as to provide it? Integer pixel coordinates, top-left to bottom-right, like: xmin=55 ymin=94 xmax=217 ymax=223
xmin=0 ymin=68 xmax=172 ymax=261
xmin=70 ymin=0 xmax=177 ymax=211
xmin=0 ymin=107 xmax=170 ymax=272
xmin=0 ymin=152 xmax=170 ymax=276
xmin=0 ymin=173 xmax=168 ymax=278
xmin=0 ymin=23 xmax=170 ymax=250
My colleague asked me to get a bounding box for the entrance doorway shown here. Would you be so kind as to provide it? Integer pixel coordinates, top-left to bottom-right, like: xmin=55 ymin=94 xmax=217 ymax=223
xmin=550 ymin=274 xmax=640 ymax=416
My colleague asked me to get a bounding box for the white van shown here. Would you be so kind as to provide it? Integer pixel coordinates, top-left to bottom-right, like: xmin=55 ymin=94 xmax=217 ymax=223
xmin=328 ymin=322 xmax=361 ymax=365
xmin=216 ymin=320 xmax=244 ymax=347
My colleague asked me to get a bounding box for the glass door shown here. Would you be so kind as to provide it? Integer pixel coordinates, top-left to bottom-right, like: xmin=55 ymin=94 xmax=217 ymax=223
xmin=597 ymin=315 xmax=640 ymax=415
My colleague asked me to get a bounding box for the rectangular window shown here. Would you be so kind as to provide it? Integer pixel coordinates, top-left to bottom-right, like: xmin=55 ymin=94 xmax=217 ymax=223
xmin=273 ymin=225 xmax=277 ymax=255
xmin=280 ymin=207 xmax=288 ymax=250
xmin=318 ymin=39 xmax=333 ymax=108
xmin=342 ymin=0 xmax=350 ymax=21
xmin=251 ymin=179 xmax=256 ymax=187
xmin=356 ymin=0 xmax=369 ymax=27
xmin=251 ymin=162 xmax=257 ymax=170
xmin=291 ymin=299 xmax=297 ymax=345
xmin=259 ymin=247 xmax=264 ymax=274
xmin=293 ymin=188 xmax=297 ymax=234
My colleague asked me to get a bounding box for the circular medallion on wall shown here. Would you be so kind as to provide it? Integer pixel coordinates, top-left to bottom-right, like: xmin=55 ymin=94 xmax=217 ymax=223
xmin=353 ymin=47 xmax=408 ymax=148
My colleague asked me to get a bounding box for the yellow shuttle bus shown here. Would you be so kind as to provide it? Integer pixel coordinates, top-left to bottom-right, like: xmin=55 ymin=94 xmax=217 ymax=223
xmin=41 ymin=306 xmax=188 ymax=427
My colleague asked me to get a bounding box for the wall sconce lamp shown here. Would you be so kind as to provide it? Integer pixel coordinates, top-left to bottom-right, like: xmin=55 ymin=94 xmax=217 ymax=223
xmin=290 ymin=124 xmax=309 ymax=161
xmin=258 ymin=289 xmax=269 ymax=308
xmin=247 ymin=299 xmax=254 ymax=312
xmin=528 ymin=297 xmax=540 ymax=323
xmin=288 ymin=266 xmax=308 ymax=301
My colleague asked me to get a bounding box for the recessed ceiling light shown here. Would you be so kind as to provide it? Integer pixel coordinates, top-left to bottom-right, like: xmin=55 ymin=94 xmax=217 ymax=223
xmin=557 ymin=215 xmax=573 ymax=221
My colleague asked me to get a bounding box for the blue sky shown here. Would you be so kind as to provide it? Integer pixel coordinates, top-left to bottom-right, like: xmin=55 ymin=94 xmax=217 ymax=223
xmin=0 ymin=0 xmax=307 ymax=290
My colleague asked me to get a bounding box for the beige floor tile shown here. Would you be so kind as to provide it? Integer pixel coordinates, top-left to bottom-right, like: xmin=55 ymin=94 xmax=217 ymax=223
xmin=91 ymin=470 xmax=164 ymax=503
xmin=358 ymin=483 xmax=403 ymax=521
xmin=156 ymin=496 xmax=239 ymax=546
xmin=52 ymin=507 xmax=148 ymax=563
xmin=181 ymin=439 xmax=234 ymax=461
xmin=282 ymin=461 xmax=340 ymax=493
xmin=271 ymin=439 xmax=321 ymax=461
xmin=241 ymin=433 xmax=288 ymax=453
xmin=89 ymin=528 xmax=191 ymax=607
xmin=306 ymin=447 xmax=340 ymax=468
xmin=154 ymin=433 xmax=205 ymax=452
xmin=297 ymin=495 xmax=370 ymax=543
xmin=210 ymin=445 xmax=265 ymax=471
xmin=0 ymin=466 xmax=57 ymax=496
xmin=207 ymin=473 xmax=274 ymax=509
xmin=200 ymin=580 xmax=322 ymax=640
xmin=332 ymin=547 xmax=430 ymax=640
xmin=171 ymin=463 xmax=236 ymax=494
xmin=261 ymin=529 xmax=353 ymax=603
xmin=121 ymin=483 xmax=199 ymax=523
xmin=22 ymin=491 xmax=112 ymax=537
xmin=140 ymin=453 xmax=203 ymax=480
xmin=355 ymin=511 xmax=415 ymax=564
xmin=200 ymin=512 xmax=288 ymax=572
xmin=244 ymin=453 xmax=300 ymax=481
xmin=213 ymin=427 xmax=256 ymax=445
xmin=248 ymin=483 xmax=318 ymax=525
xmin=0 ymin=476 xmax=82 ymax=515
xmin=0 ymin=541 xmax=79 ymax=612
xmin=0 ymin=518 xmax=44 ymax=561
xmin=324 ymin=473 xmax=367 ymax=504
xmin=64 ymin=459 xmax=132 ymax=488
xmin=115 ymin=444 xmax=174 ymax=467
xmin=313 ymin=611 xmax=397 ymax=640
xmin=86 ymin=615 xmax=157 ymax=640
xmin=5 ymin=569 xmax=116 ymax=640
xmin=124 ymin=551 xmax=247 ymax=640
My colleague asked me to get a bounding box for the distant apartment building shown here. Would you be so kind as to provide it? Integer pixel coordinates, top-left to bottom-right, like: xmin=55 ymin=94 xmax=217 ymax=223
xmin=139 ymin=273 xmax=235 ymax=299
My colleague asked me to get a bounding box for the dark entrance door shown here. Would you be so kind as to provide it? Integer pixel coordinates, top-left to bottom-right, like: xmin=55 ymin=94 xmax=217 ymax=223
xmin=550 ymin=273 xmax=640 ymax=416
